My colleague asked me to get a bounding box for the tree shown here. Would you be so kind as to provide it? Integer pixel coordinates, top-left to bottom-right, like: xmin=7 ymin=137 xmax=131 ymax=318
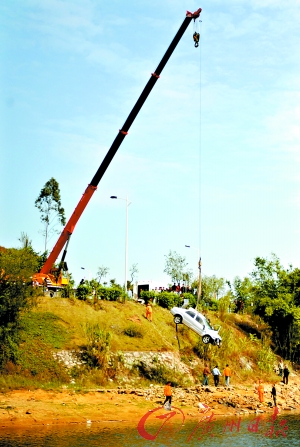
xmin=129 ymin=263 xmax=139 ymax=283
xmin=201 ymin=275 xmax=226 ymax=301
xmin=97 ymin=266 xmax=110 ymax=284
xmin=164 ymin=250 xmax=188 ymax=283
xmin=126 ymin=263 xmax=139 ymax=293
xmin=35 ymin=177 xmax=66 ymax=251
xmin=109 ymin=278 xmax=122 ymax=290
xmin=182 ymin=269 xmax=193 ymax=286
xmin=18 ymin=232 xmax=32 ymax=249
xmin=0 ymin=247 xmax=38 ymax=367
xmin=231 ymin=276 xmax=254 ymax=311
xmin=250 ymin=254 xmax=300 ymax=361
xmin=0 ymin=247 xmax=39 ymax=280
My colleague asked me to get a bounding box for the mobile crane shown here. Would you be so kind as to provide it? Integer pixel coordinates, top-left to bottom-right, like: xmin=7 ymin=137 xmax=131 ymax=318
xmin=32 ymin=8 xmax=202 ymax=291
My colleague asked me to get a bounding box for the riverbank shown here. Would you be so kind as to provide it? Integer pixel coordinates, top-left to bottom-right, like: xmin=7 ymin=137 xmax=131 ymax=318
xmin=1 ymin=374 xmax=299 ymax=429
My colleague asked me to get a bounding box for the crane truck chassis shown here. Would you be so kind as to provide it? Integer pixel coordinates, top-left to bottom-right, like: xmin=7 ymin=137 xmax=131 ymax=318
xmin=32 ymin=8 xmax=202 ymax=291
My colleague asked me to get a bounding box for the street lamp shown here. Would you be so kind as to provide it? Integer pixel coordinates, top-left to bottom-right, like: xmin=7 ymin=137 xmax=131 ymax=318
xmin=80 ymin=267 xmax=91 ymax=281
xmin=110 ymin=196 xmax=131 ymax=294
xmin=185 ymin=245 xmax=202 ymax=310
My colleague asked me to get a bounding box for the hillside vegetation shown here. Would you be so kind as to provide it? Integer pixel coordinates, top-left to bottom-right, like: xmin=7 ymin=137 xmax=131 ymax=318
xmin=0 ymin=295 xmax=285 ymax=391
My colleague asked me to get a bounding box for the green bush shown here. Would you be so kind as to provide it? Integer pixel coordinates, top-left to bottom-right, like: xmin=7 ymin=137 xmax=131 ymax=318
xmin=157 ymin=292 xmax=182 ymax=309
xmin=76 ymin=283 xmax=92 ymax=300
xmin=133 ymin=357 xmax=190 ymax=386
xmin=0 ymin=278 xmax=37 ymax=368
xmin=60 ymin=284 xmax=75 ymax=298
xmin=98 ymin=286 xmax=123 ymax=301
xmin=140 ymin=290 xmax=157 ymax=303
xmin=257 ymin=345 xmax=277 ymax=372
xmin=193 ymin=338 xmax=211 ymax=360
xmin=182 ymin=292 xmax=197 ymax=308
xmin=248 ymin=333 xmax=277 ymax=372
xmin=134 ymin=360 xmax=176 ymax=385
xmin=81 ymin=323 xmax=111 ymax=368
xmin=218 ymin=295 xmax=231 ymax=319
xmin=76 ymin=281 xmax=125 ymax=302
xmin=208 ymin=298 xmax=219 ymax=311
xmin=123 ymin=325 xmax=144 ymax=338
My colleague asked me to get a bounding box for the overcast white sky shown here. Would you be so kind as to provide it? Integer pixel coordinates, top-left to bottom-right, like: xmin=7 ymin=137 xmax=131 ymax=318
xmin=1 ymin=0 xmax=300 ymax=287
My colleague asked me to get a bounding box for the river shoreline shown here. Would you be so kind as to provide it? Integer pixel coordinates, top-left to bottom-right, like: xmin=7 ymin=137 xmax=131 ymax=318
xmin=1 ymin=376 xmax=300 ymax=430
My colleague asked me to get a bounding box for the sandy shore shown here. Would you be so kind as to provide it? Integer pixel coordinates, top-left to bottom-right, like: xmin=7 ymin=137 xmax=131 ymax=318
xmin=1 ymin=377 xmax=299 ymax=429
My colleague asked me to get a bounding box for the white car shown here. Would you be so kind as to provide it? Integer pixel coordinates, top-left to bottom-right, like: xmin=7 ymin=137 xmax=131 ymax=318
xmin=170 ymin=307 xmax=222 ymax=346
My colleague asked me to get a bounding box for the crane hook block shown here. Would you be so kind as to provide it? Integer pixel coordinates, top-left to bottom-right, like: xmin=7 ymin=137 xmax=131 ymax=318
xmin=193 ymin=32 xmax=200 ymax=48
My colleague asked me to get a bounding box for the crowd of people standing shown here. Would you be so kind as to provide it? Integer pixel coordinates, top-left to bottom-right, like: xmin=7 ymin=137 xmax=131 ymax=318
xmin=202 ymin=364 xmax=231 ymax=387
xmin=200 ymin=358 xmax=292 ymax=408
xmin=162 ymin=357 xmax=293 ymax=411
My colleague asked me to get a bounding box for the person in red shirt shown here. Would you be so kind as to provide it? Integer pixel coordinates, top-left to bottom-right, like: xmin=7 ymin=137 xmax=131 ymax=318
xmin=223 ymin=364 xmax=231 ymax=386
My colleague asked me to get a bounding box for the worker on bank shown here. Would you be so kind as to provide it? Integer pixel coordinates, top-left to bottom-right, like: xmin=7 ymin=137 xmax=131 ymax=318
xmin=271 ymin=383 xmax=277 ymax=407
xmin=163 ymin=381 xmax=172 ymax=410
xmin=145 ymin=303 xmax=153 ymax=322
xmin=283 ymin=365 xmax=290 ymax=385
xmin=212 ymin=365 xmax=222 ymax=387
xmin=257 ymin=379 xmax=264 ymax=403
xmin=223 ymin=364 xmax=231 ymax=387
xmin=202 ymin=364 xmax=211 ymax=386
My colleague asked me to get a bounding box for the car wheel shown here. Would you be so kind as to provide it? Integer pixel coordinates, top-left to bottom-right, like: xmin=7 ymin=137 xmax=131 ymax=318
xmin=174 ymin=315 xmax=182 ymax=324
xmin=49 ymin=291 xmax=54 ymax=298
xmin=202 ymin=335 xmax=211 ymax=344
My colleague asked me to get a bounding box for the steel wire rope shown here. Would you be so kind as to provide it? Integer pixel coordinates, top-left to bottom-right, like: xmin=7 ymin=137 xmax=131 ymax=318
xmin=174 ymin=21 xmax=202 ymax=351
xmin=198 ymin=20 xmax=202 ymax=304
xmin=198 ymin=20 xmax=201 ymax=259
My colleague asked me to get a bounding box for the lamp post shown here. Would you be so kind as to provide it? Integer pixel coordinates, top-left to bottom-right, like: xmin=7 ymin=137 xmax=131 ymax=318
xmin=80 ymin=266 xmax=91 ymax=281
xmin=185 ymin=245 xmax=202 ymax=310
xmin=110 ymin=196 xmax=131 ymax=294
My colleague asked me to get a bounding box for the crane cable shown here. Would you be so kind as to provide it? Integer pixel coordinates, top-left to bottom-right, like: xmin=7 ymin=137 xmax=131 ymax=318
xmin=198 ymin=19 xmax=202 ymax=301
xmin=174 ymin=20 xmax=202 ymax=354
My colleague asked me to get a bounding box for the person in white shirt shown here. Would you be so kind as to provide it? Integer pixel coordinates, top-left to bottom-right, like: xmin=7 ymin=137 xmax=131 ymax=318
xmin=212 ymin=365 xmax=222 ymax=386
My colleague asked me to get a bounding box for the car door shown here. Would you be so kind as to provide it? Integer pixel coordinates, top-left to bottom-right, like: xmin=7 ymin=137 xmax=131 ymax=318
xmin=184 ymin=310 xmax=197 ymax=330
xmin=195 ymin=314 xmax=205 ymax=336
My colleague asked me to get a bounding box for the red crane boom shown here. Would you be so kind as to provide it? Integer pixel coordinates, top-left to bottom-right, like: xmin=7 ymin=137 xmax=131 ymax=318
xmin=33 ymin=8 xmax=202 ymax=289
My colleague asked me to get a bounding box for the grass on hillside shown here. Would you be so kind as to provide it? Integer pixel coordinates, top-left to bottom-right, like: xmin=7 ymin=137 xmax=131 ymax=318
xmin=0 ymin=296 xmax=286 ymax=391
xmin=0 ymin=311 xmax=71 ymax=390
xmin=35 ymin=297 xmax=199 ymax=352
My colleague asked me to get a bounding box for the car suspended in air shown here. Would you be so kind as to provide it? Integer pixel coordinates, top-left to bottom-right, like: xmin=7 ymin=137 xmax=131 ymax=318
xmin=170 ymin=307 xmax=222 ymax=346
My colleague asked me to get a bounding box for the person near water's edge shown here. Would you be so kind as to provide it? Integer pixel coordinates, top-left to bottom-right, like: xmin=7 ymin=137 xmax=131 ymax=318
xmin=257 ymin=379 xmax=264 ymax=403
xmin=212 ymin=365 xmax=222 ymax=386
xmin=271 ymin=383 xmax=277 ymax=407
xmin=223 ymin=364 xmax=231 ymax=386
xmin=203 ymin=364 xmax=211 ymax=386
xmin=283 ymin=365 xmax=290 ymax=385
xmin=163 ymin=382 xmax=172 ymax=409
